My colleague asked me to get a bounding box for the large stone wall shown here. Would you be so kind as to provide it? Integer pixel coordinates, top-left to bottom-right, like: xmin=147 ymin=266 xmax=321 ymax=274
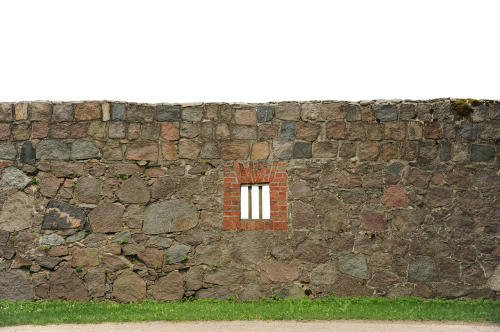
xmin=0 ymin=98 xmax=499 ymax=302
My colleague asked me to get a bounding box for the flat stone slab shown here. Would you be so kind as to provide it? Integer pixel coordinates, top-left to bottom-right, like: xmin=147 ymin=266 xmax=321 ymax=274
xmin=0 ymin=167 xmax=31 ymax=190
xmin=42 ymin=200 xmax=86 ymax=229
xmin=143 ymin=200 xmax=198 ymax=234
xmin=0 ymin=270 xmax=34 ymax=301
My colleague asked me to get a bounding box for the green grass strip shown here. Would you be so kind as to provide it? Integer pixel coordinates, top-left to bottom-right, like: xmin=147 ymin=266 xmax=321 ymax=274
xmin=1 ymin=297 xmax=499 ymax=326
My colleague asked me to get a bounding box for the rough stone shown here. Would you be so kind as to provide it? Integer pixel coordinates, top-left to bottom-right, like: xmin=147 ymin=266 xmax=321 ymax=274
xmin=75 ymin=102 xmax=101 ymax=121
xmin=346 ymin=104 xmax=361 ymax=121
xmin=88 ymin=203 xmax=124 ymax=233
xmin=435 ymin=283 xmax=473 ymax=299
xmin=235 ymin=109 xmax=257 ymax=126
xmin=231 ymin=232 xmax=269 ymax=266
xmin=338 ymin=253 xmax=368 ymax=279
xmin=151 ymin=177 xmax=175 ymax=199
xmin=258 ymin=124 xmax=278 ymax=140
xmin=358 ymin=142 xmax=379 ymax=161
xmin=35 ymin=257 xmax=63 ymax=270
xmin=52 ymin=104 xmax=74 ymax=122
xmin=42 ymin=233 xmax=64 ymax=246
xmin=408 ymin=256 xmax=439 ymax=282
xmin=407 ymin=121 xmax=423 ymax=140
xmin=19 ymin=141 xmax=36 ymax=164
xmin=322 ymin=210 xmax=347 ymax=232
xmin=312 ymin=142 xmax=338 ymax=158
xmin=296 ymin=121 xmax=320 ymax=142
xmin=292 ymin=202 xmax=317 ymax=228
xmin=384 ymin=122 xmax=406 ymax=140
xmin=0 ymin=123 xmax=10 ymax=140
xmin=257 ymin=106 xmax=274 ymax=123
xmin=115 ymin=176 xmax=150 ymax=204
xmin=126 ymin=104 xmax=155 ymax=123
xmin=425 ymin=187 xmax=453 ymax=208
xmin=50 ymin=265 xmax=89 ymax=301
xmin=182 ymin=107 xmax=203 ymax=122
xmin=112 ymin=230 xmax=132 ymax=243
xmin=111 ymin=104 xmax=125 ymax=120
xmin=0 ymin=143 xmax=17 ymax=160
xmin=380 ymin=186 xmax=407 ymax=207
xmin=275 ymin=103 xmax=301 ymax=121
xmin=293 ymin=141 xmax=312 ymax=159
xmin=272 ymin=140 xmax=293 ymax=160
xmin=157 ymin=105 xmax=181 ymax=121
xmin=166 ymin=245 xmax=191 ymax=263
xmin=460 ymin=123 xmax=478 ymax=141
xmin=346 ymin=122 xmax=366 ymax=141
xmin=380 ymin=142 xmax=398 ymax=161
xmin=143 ymin=200 xmax=198 ymax=234
xmin=294 ymin=242 xmax=329 ymax=264
xmin=368 ymin=270 xmax=399 ymax=287
xmin=85 ymin=267 xmax=106 ymax=298
xmin=279 ymin=122 xmax=296 ymax=140
xmin=373 ymin=104 xmax=398 ymax=121
xmin=74 ymin=177 xmax=101 ymax=204
xmin=0 ymin=192 xmax=33 ymax=232
xmin=186 ymin=265 xmax=205 ymax=291
xmin=310 ymin=263 xmax=339 ymax=286
xmin=37 ymin=140 xmax=70 ymax=160
xmin=361 ymin=211 xmax=386 ymax=231
xmin=326 ymin=121 xmax=346 ymax=139
xmin=72 ymin=248 xmax=99 ymax=268
xmin=221 ymin=141 xmax=249 ymax=160
xmin=146 ymin=236 xmax=173 ymax=249
xmin=205 ymin=266 xmax=245 ymax=285
xmin=42 ymin=200 xmax=86 ymax=230
xmin=320 ymin=103 xmax=345 ymax=120
xmin=153 ymin=271 xmax=184 ymax=301
xmin=178 ymin=140 xmax=201 ymax=160
xmin=260 ymin=261 xmax=299 ymax=283
xmin=0 ymin=270 xmax=34 ymax=301
xmin=291 ymin=181 xmax=313 ymax=199
xmin=250 ymin=141 xmax=269 ymax=160
xmin=0 ymin=103 xmax=13 ymax=122
xmin=471 ymin=144 xmax=495 ymax=163
xmin=12 ymin=124 xmax=31 ymax=141
xmin=112 ymin=270 xmax=147 ymax=303
xmin=335 ymin=276 xmax=373 ymax=297
xmin=0 ymin=167 xmax=31 ymax=190
xmin=487 ymin=264 xmax=500 ymax=291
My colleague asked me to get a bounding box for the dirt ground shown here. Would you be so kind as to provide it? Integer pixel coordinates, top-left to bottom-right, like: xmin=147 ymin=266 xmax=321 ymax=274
xmin=1 ymin=320 xmax=499 ymax=332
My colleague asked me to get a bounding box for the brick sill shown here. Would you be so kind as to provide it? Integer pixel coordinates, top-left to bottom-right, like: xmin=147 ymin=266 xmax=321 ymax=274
xmin=223 ymin=221 xmax=288 ymax=230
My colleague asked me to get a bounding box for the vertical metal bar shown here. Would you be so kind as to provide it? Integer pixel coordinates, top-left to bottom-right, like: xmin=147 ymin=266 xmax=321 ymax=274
xmin=259 ymin=185 xmax=263 ymax=219
xmin=248 ymin=186 xmax=252 ymax=220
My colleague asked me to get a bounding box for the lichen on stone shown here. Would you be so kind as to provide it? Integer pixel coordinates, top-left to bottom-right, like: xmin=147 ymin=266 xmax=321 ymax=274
xmin=451 ymin=98 xmax=486 ymax=119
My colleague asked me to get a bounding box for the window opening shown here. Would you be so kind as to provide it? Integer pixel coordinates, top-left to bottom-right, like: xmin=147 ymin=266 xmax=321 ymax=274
xmin=240 ymin=184 xmax=270 ymax=220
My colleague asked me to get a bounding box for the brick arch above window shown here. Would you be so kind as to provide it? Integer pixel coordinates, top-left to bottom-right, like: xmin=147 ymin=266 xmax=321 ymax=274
xmin=223 ymin=161 xmax=288 ymax=230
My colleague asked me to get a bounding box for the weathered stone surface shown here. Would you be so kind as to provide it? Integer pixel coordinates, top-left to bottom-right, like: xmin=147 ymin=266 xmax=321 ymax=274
xmin=292 ymin=202 xmax=317 ymax=229
xmin=320 ymin=103 xmax=345 ymax=120
xmin=126 ymin=104 xmax=155 ymax=123
xmin=312 ymin=142 xmax=338 ymax=158
xmin=0 ymin=143 xmax=17 ymax=160
xmin=487 ymin=264 xmax=500 ymax=291
xmin=335 ymin=276 xmax=373 ymax=297
xmin=178 ymin=140 xmax=201 ymax=160
xmin=35 ymin=257 xmax=63 ymax=269
xmin=115 ymin=176 xmax=150 ymax=204
xmin=31 ymin=101 xmax=52 ymax=122
xmin=195 ymin=286 xmax=235 ymax=300
xmin=112 ymin=270 xmax=147 ymax=302
xmin=50 ymin=265 xmax=89 ymax=301
xmin=346 ymin=104 xmax=361 ymax=121
xmin=175 ymin=227 xmax=203 ymax=246
xmin=51 ymin=162 xmax=84 ymax=178
xmin=126 ymin=142 xmax=158 ymax=162
xmin=291 ymin=181 xmax=312 ymax=200
xmin=0 ymin=192 xmax=33 ymax=232
xmin=182 ymin=107 xmax=203 ymax=122
xmin=0 ymin=270 xmax=33 ymax=301
xmin=408 ymin=256 xmax=439 ymax=282
xmin=322 ymin=210 xmax=347 ymax=232
xmin=48 ymin=245 xmax=68 ymax=257
xmin=257 ymin=106 xmax=274 ymax=123
xmin=112 ymin=230 xmax=131 ymax=244
xmin=186 ymin=266 xmax=204 ymax=291
xmin=273 ymin=140 xmax=293 ymax=160
xmin=72 ymin=248 xmax=99 ymax=268
xmin=374 ymin=104 xmax=397 ymax=121
xmin=295 ymin=121 xmax=320 ymax=142
xmin=180 ymin=123 xmax=198 ymax=139
xmin=143 ymin=200 xmax=198 ymax=234
xmin=85 ymin=267 xmax=105 ymax=298
xmin=42 ymin=233 xmax=64 ymax=246
xmin=42 ymin=200 xmax=85 ymax=230
xmin=471 ymin=144 xmax=495 ymax=162
xmin=205 ymin=266 xmax=245 ymax=285
xmin=19 ymin=141 xmax=36 ymax=165
xmin=0 ymin=103 xmax=13 ymax=122
xmin=74 ymin=177 xmax=101 ymax=204
xmin=37 ymin=171 xmax=60 ymax=198
xmin=151 ymin=177 xmax=175 ymax=199
xmin=458 ymin=190 xmax=484 ymax=210
xmin=326 ymin=121 xmax=346 ymax=139
xmin=358 ymin=142 xmax=379 ymax=161
xmin=251 ymin=141 xmax=269 ymax=160
xmin=260 ymin=261 xmax=299 ymax=283
xmin=425 ymin=187 xmax=453 ymax=208
xmin=157 ymin=105 xmax=181 ymax=121
xmin=37 ymin=140 xmax=70 ymax=160
xmin=194 ymin=245 xmax=222 ymax=265
xmin=88 ymin=203 xmax=124 ymax=233
xmin=362 ymin=211 xmax=386 ymax=231
xmin=294 ymin=242 xmax=329 ymax=264
xmin=100 ymin=254 xmax=130 ymax=271
xmin=435 ymin=283 xmax=473 ymax=299
xmin=276 ymin=103 xmax=301 ymax=121
xmin=111 ymin=104 xmax=125 ymax=120
xmin=166 ymin=245 xmax=190 ymax=263
xmin=293 ymin=141 xmax=312 ymax=159
xmin=380 ymin=186 xmax=407 ymax=207
xmin=231 ymin=232 xmax=269 ymax=266
xmin=75 ymin=102 xmax=101 ymax=121
xmin=338 ymin=253 xmax=368 ymax=279
xmin=220 ymin=140 xmax=249 ymax=160
xmin=153 ymin=271 xmax=184 ymax=301
xmin=368 ymin=270 xmax=399 ymax=287
xmin=52 ymin=104 xmax=74 ymax=122
xmin=177 ymin=177 xmax=202 ymax=198
xmin=310 ymin=263 xmax=339 ymax=285
xmin=235 ymin=109 xmax=257 ymax=126
xmin=460 ymin=123 xmax=478 ymax=141
xmin=0 ymin=167 xmax=31 ymax=190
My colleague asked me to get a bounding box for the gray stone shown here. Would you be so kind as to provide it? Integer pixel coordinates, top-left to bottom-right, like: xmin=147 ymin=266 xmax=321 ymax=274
xmin=115 ymin=176 xmax=150 ymax=204
xmin=460 ymin=122 xmax=478 ymax=141
xmin=66 ymin=231 xmax=86 ymax=243
xmin=143 ymin=200 xmax=198 ymax=234
xmin=146 ymin=236 xmax=173 ymax=248
xmin=157 ymin=105 xmax=181 ymax=121
xmin=112 ymin=270 xmax=146 ymax=303
xmin=487 ymin=264 xmax=500 ymax=291
xmin=479 ymin=122 xmax=500 ymax=140
xmin=70 ymin=139 xmax=100 ymax=160
xmin=112 ymin=104 xmax=125 ymax=120
xmin=474 ymin=169 xmax=500 ymax=188
xmin=0 ymin=192 xmax=33 ymax=232
xmin=408 ymin=256 xmax=439 ymax=282
xmin=205 ymin=266 xmax=245 ymax=285
xmin=37 ymin=140 xmax=70 ymax=160
xmin=433 ymin=101 xmax=451 ymax=120
xmin=346 ymin=104 xmax=361 ymax=121
xmin=440 ymin=141 xmax=452 ymax=161
xmin=276 ymin=284 xmax=306 ymax=300
xmin=186 ymin=265 xmax=205 ymax=291
xmin=435 ymin=283 xmax=473 ymax=299
xmin=182 ymin=107 xmax=203 ymax=122
xmin=275 ymin=103 xmax=301 ymax=121
xmin=257 ymin=106 xmax=274 ymax=123
xmin=112 ymin=230 xmax=132 ymax=243
xmin=374 ymin=104 xmax=398 ymax=121
xmin=273 ymin=140 xmax=293 ymax=160
xmin=19 ymin=142 xmax=36 ymax=165
xmin=35 ymin=257 xmax=63 ymax=269
xmin=338 ymin=253 xmax=368 ymax=279
xmin=280 ymin=122 xmax=296 ymax=140
xmin=85 ymin=267 xmax=106 ymax=298
xmin=42 ymin=233 xmax=64 ymax=246
xmin=0 ymin=167 xmax=30 ymax=189
xmin=126 ymin=104 xmax=155 ymax=123
xmin=200 ymin=141 xmax=220 ymax=159
xmin=471 ymin=144 xmax=495 ymax=163
xmin=310 ymin=263 xmax=339 ymax=285
xmin=166 ymin=245 xmax=191 ymax=263
xmin=42 ymin=200 xmax=86 ymax=230
xmin=293 ymin=141 xmax=312 ymax=159
xmin=0 ymin=270 xmax=34 ymax=301
xmin=385 ymin=162 xmax=404 ymax=175
xmin=0 ymin=143 xmax=17 ymax=160
xmin=195 ymin=286 xmax=235 ymax=300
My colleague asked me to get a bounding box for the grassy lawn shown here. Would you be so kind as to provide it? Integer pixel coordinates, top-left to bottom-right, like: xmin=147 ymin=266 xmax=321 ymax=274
xmin=0 ymin=297 xmax=499 ymax=326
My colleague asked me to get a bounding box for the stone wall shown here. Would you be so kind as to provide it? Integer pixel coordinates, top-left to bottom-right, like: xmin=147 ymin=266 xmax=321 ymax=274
xmin=0 ymin=98 xmax=499 ymax=302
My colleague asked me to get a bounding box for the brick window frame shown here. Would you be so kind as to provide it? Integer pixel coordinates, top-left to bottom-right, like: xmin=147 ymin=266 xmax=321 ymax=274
xmin=223 ymin=161 xmax=288 ymax=230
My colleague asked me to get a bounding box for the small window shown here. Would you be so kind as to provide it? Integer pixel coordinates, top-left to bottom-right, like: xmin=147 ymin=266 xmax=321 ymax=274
xmin=240 ymin=184 xmax=270 ymax=220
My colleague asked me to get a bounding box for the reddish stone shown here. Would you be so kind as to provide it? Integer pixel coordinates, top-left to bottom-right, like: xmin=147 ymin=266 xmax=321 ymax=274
xmin=368 ymin=270 xmax=399 ymax=287
xmin=296 ymin=121 xmax=320 ymax=141
xmin=161 ymin=122 xmax=180 ymax=140
xmin=108 ymin=122 xmax=126 ymax=138
xmin=346 ymin=122 xmax=366 ymax=141
xmin=320 ymin=103 xmax=345 ymax=120
xmin=48 ymin=246 xmax=68 ymax=257
xmin=358 ymin=142 xmax=379 ymax=161
xmin=362 ymin=211 xmax=387 ymax=231
xmin=49 ymin=265 xmax=89 ymax=301
xmin=50 ymin=124 xmax=71 ymax=138
xmin=37 ymin=171 xmax=60 ymax=198
xmin=413 ymin=285 xmax=432 ymax=298
xmin=380 ymin=142 xmax=398 ymax=161
xmin=112 ymin=270 xmax=146 ymax=303
xmin=260 ymin=261 xmax=299 ymax=283
xmin=71 ymin=123 xmax=87 ymax=138
xmin=153 ymin=271 xmax=184 ymax=301
xmin=0 ymin=123 xmax=10 ymax=140
xmin=312 ymin=142 xmax=338 ymax=158
xmin=75 ymin=102 xmax=101 ymax=121
xmin=425 ymin=187 xmax=453 ymax=208
xmin=71 ymin=248 xmax=99 ymax=268
xmin=384 ymin=122 xmax=405 ymax=140
xmin=425 ymin=122 xmax=443 ymax=139
xmin=326 ymin=121 xmax=346 ymax=139
xmin=126 ymin=143 xmax=158 ymax=162
xmin=406 ymin=168 xmax=432 ymax=189
xmin=380 ymin=186 xmax=408 ymax=207
xmin=221 ymin=141 xmax=249 ymax=160
xmin=161 ymin=141 xmax=178 ymax=161
xmin=251 ymin=141 xmax=269 ymax=160
xmin=335 ymin=276 xmax=373 ymax=298
xmin=367 ymin=123 xmax=382 ymax=140
xmin=145 ymin=168 xmax=167 ymax=177
xmin=31 ymin=123 xmax=49 ymax=138
xmin=401 ymin=142 xmax=417 ymax=161
xmin=137 ymin=248 xmax=164 ymax=269
xmin=88 ymin=203 xmax=125 ymax=233
xmin=235 ymin=109 xmax=257 ymax=126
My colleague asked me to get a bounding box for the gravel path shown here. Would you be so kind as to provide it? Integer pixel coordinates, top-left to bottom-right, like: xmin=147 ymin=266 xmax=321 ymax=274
xmin=1 ymin=320 xmax=499 ymax=332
